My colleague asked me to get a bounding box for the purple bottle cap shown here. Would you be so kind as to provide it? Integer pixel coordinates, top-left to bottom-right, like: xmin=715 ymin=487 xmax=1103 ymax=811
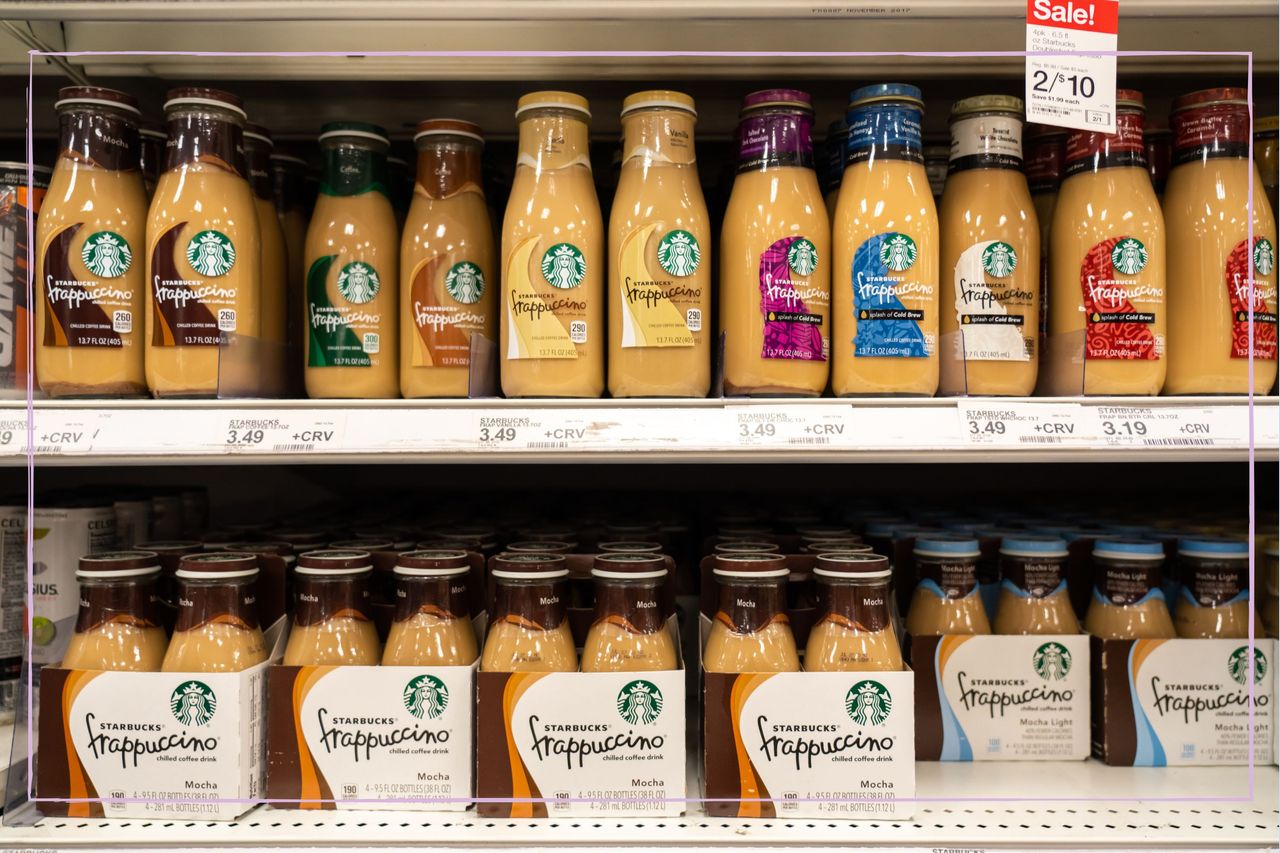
xmin=741 ymin=89 xmax=814 ymax=114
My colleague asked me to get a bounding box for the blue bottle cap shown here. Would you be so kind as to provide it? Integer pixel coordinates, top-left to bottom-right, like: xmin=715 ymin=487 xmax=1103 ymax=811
xmin=1093 ymin=539 xmax=1165 ymax=560
xmin=1178 ymin=537 xmax=1250 ymax=558
xmin=848 ymin=83 xmax=924 ymax=110
xmin=914 ymin=536 xmax=981 ymax=559
xmin=999 ymin=536 xmax=1069 ymax=558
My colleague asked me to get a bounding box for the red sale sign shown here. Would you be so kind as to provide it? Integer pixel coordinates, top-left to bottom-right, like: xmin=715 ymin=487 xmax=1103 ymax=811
xmin=1027 ymin=0 xmax=1119 ymax=34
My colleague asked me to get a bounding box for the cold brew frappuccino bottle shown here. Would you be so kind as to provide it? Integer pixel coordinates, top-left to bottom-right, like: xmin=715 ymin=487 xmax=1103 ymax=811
xmin=480 ymin=553 xmax=577 ymax=672
xmin=161 ymin=552 xmax=268 ymax=672
xmin=283 ymin=550 xmax=382 ymax=666
xmin=804 ymin=553 xmax=904 ymax=672
xmin=382 ymin=550 xmax=479 ymax=666
xmin=581 ymin=554 xmax=677 ymax=672
xmin=703 ymin=554 xmax=800 ymax=673
xmin=61 ymin=551 xmax=167 ymax=671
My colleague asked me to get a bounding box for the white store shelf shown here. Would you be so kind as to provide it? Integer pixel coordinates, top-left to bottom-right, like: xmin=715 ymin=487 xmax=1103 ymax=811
xmin=2 ymin=396 xmax=1275 ymax=466
xmin=1 ymin=762 xmax=1275 ymax=850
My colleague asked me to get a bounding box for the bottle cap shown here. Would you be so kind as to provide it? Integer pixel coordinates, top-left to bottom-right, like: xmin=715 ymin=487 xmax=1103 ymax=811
xmin=396 ymin=550 xmax=472 ymax=576
xmin=914 ymin=536 xmax=981 ymax=559
xmin=296 ymin=549 xmax=374 ymax=575
xmin=712 ymin=554 xmax=789 ymax=578
xmin=591 ymin=553 xmax=668 ymax=579
xmin=848 ymin=83 xmax=924 ymax=111
xmin=413 ymin=118 xmax=484 ymax=143
xmin=164 ymin=87 xmax=246 ymax=118
xmin=814 ymin=552 xmax=891 ymax=579
xmin=55 ymin=86 xmax=141 ymax=116
xmin=77 ymin=551 xmax=161 ymax=579
xmin=176 ymin=552 xmax=259 ymax=580
xmin=621 ymin=90 xmax=696 ymax=118
xmin=491 ymin=552 xmax=569 ymax=580
xmin=516 ymin=91 xmax=591 ymax=119
xmin=1093 ymin=539 xmax=1165 ymax=560
xmin=318 ymin=121 xmax=390 ymax=144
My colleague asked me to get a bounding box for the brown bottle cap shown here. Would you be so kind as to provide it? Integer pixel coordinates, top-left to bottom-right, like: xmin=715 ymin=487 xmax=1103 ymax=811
xmin=1172 ymin=87 xmax=1250 ymax=113
xmin=506 ymin=540 xmax=577 ymax=554
xmin=596 ymin=541 xmax=664 ymax=553
xmin=396 ymin=550 xmax=472 ymax=576
xmin=176 ymin=552 xmax=259 ymax=580
xmin=243 ymin=123 xmax=274 ymax=146
xmin=491 ymin=552 xmax=568 ymax=580
xmin=413 ymin=119 xmax=484 ymax=143
xmin=77 ymin=551 xmax=161 ymax=579
xmin=418 ymin=538 xmax=483 ymax=552
xmin=164 ymin=87 xmax=247 ymax=118
xmin=1116 ymin=89 xmax=1145 ymax=112
xmin=804 ymin=540 xmax=874 ymax=554
xmin=814 ymin=553 xmax=892 ymax=579
xmin=714 ymin=540 xmax=782 ymax=554
xmin=592 ymin=553 xmax=667 ymax=579
xmin=296 ymin=549 xmax=374 ymax=575
xmin=712 ymin=554 xmax=789 ymax=578
xmin=331 ymin=538 xmax=395 ymax=552
xmin=54 ymin=86 xmax=141 ymax=116
xmin=136 ymin=540 xmax=202 ymax=554
xmin=223 ymin=541 xmax=296 ymax=558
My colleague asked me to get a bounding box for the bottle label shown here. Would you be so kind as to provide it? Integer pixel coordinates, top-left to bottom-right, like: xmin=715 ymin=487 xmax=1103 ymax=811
xmin=149 ymin=223 xmax=239 ymax=347
xmin=736 ymin=113 xmax=814 ymax=173
xmin=1182 ymin=561 xmax=1248 ymax=608
xmin=1001 ymin=559 xmax=1067 ymax=599
xmin=409 ymin=256 xmax=487 ymax=368
xmin=948 ymin=114 xmax=1022 ymax=172
xmin=618 ymin=224 xmax=699 ymax=348
xmin=1063 ymin=112 xmax=1145 ymax=177
xmin=851 ymin=232 xmax=934 ymax=358
xmin=1094 ymin=563 xmax=1162 ymax=607
xmin=1172 ymin=103 xmax=1251 ymax=165
xmin=758 ymin=236 xmax=826 ymax=361
xmin=952 ymin=240 xmax=1033 ymax=362
xmin=42 ymin=225 xmax=135 ymax=347
xmin=1226 ymin=237 xmax=1279 ymax=359
xmin=846 ymin=105 xmax=924 ymax=165
xmin=505 ymin=237 xmax=585 ymax=360
xmin=1079 ymin=236 xmax=1162 ymax=360
xmin=307 ymin=256 xmax=383 ymax=367
xmin=917 ymin=561 xmax=979 ymax=599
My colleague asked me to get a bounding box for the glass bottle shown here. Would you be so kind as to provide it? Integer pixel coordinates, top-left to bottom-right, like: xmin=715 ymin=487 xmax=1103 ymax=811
xmin=61 ymin=551 xmax=167 ymax=671
xmin=1174 ymin=537 xmax=1252 ymax=639
xmin=804 ymin=553 xmax=903 ymax=672
xmin=283 ymin=549 xmax=381 ymax=666
xmin=905 ymin=536 xmax=991 ymax=636
xmin=480 ymin=553 xmax=577 ymax=672
xmin=702 ymin=554 xmax=800 ymax=673
xmin=161 ymin=552 xmax=268 ymax=672
xmin=581 ymin=554 xmax=677 ymax=672
xmin=382 ymin=550 xmax=478 ymax=666
xmin=993 ymin=536 xmax=1079 ymax=635
xmin=1084 ymin=539 xmax=1175 ymax=640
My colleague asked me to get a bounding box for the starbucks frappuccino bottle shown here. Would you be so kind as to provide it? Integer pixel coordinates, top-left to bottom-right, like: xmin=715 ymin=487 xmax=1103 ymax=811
xmin=833 ymin=83 xmax=940 ymax=396
xmin=721 ymin=89 xmax=830 ymax=395
xmin=1164 ymin=89 xmax=1278 ymax=395
xmin=993 ymin=536 xmax=1079 ymax=635
xmin=61 ymin=551 xmax=167 ymax=671
xmin=304 ymin=122 xmax=399 ymax=398
xmin=804 ymin=553 xmax=904 ymax=672
xmin=1084 ymin=539 xmax=1175 ymax=640
xmin=939 ymin=96 xmax=1039 ymax=396
xmin=480 ymin=553 xmax=577 ymax=671
xmin=1046 ymin=90 xmax=1166 ymax=396
xmin=283 ymin=550 xmax=381 ymax=666
xmin=1026 ymin=126 xmax=1064 ymax=393
xmin=501 ymin=92 xmax=604 ymax=397
xmin=703 ymin=554 xmax=800 ymax=673
xmin=607 ymin=90 xmax=712 ymax=397
xmin=401 ymin=120 xmax=496 ymax=398
xmin=161 ymin=552 xmax=268 ymax=672
xmin=271 ymin=152 xmax=309 ymax=395
xmin=382 ymin=550 xmax=478 ymax=666
xmin=581 ymin=554 xmax=677 ymax=672
xmin=36 ymin=86 xmax=148 ymax=396
xmin=905 ymin=537 xmax=991 ymax=636
xmin=146 ymin=88 xmax=262 ymax=397
xmin=244 ymin=124 xmax=288 ymax=397
xmin=1174 ymin=537 xmax=1253 ymax=639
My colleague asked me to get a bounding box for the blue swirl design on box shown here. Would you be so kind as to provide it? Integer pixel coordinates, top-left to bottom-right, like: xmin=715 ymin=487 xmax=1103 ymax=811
xmin=934 ymin=640 xmax=973 ymax=761
xmin=1128 ymin=642 xmax=1167 ymax=766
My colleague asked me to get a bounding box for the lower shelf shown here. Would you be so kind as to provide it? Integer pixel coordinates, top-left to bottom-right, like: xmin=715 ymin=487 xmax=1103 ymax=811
xmin=2 ymin=762 xmax=1276 ymax=850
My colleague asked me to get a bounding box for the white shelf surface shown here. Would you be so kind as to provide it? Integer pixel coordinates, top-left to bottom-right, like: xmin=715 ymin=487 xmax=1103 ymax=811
xmin=2 ymin=762 xmax=1275 ymax=850
xmin=3 ymin=396 xmax=1275 ymax=465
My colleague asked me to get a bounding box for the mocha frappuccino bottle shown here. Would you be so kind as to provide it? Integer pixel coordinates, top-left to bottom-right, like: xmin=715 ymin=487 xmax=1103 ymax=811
xmin=283 ymin=550 xmax=381 ymax=666
xmin=703 ymin=554 xmax=799 ymax=673
xmin=382 ymin=550 xmax=478 ymax=666
xmin=805 ymin=553 xmax=903 ymax=672
xmin=61 ymin=551 xmax=167 ymax=671
xmin=581 ymin=554 xmax=677 ymax=672
xmin=161 ymin=552 xmax=268 ymax=672
xmin=480 ymin=553 xmax=577 ymax=672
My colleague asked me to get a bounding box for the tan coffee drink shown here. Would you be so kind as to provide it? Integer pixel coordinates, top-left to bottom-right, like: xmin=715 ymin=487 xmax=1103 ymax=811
xmin=992 ymin=536 xmax=1079 ymax=635
xmin=804 ymin=553 xmax=904 ymax=672
xmin=1173 ymin=538 xmax=1253 ymax=639
xmin=581 ymin=554 xmax=677 ymax=672
xmin=243 ymin=124 xmax=288 ymax=397
xmin=283 ymin=550 xmax=381 ymax=666
xmin=161 ymin=552 xmax=268 ymax=672
xmin=480 ymin=553 xmax=577 ymax=672
xmin=61 ymin=551 xmax=167 ymax=671
xmin=703 ymin=554 xmax=800 ymax=673
xmin=1083 ymin=540 xmax=1175 ymax=640
xmin=382 ymin=550 xmax=478 ymax=666
xmin=905 ymin=537 xmax=992 ymax=636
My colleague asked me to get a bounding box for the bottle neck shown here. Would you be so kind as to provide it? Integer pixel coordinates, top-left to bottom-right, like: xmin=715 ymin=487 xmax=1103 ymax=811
xmin=517 ymin=112 xmax=592 ymax=172
xmin=164 ymin=110 xmax=246 ymax=178
xmin=845 ymin=102 xmax=924 ymax=166
xmin=736 ymin=109 xmax=814 ymax=174
xmin=715 ymin=578 xmax=788 ymax=633
xmin=415 ymin=138 xmax=483 ymax=199
xmin=394 ymin=574 xmax=470 ymax=622
xmin=493 ymin=578 xmax=567 ymax=631
xmin=592 ymin=578 xmax=665 ymax=634
xmin=622 ymin=109 xmax=697 ymax=168
xmin=294 ymin=574 xmax=373 ymax=626
xmin=174 ymin=578 xmax=260 ymax=633
xmin=320 ymin=142 xmax=389 ymax=197
xmin=1063 ymin=110 xmax=1147 ymax=178
xmin=244 ymin=141 xmax=273 ymax=200
xmin=58 ymin=107 xmax=140 ymax=172
xmin=76 ymin=577 xmax=160 ymax=633
xmin=948 ymin=111 xmax=1023 ymax=173
xmin=816 ymin=578 xmax=891 ymax=632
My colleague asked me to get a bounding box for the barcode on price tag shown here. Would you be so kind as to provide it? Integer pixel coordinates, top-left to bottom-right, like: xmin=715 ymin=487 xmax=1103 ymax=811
xmin=959 ymin=402 xmax=1088 ymax=446
xmin=1026 ymin=0 xmax=1119 ymax=133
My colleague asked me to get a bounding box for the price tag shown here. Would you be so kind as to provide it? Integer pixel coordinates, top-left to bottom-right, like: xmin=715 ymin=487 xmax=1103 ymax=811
xmin=1094 ymin=406 xmax=1245 ymax=449
xmin=221 ymin=412 xmax=346 ymax=454
xmin=959 ymin=402 xmax=1089 ymax=447
xmin=475 ymin=411 xmax=601 ymax=452
xmin=1026 ymin=0 xmax=1119 ymax=133
xmin=32 ymin=410 xmax=101 ymax=454
xmin=728 ymin=405 xmax=854 ymax=449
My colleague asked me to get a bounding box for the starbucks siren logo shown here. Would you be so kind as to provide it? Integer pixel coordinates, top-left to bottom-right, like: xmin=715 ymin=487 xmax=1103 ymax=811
xmin=981 ymin=241 xmax=1018 ymax=277
xmin=541 ymin=243 xmax=587 ymax=289
xmin=787 ymin=238 xmax=819 ymax=277
xmin=1255 ymin=238 xmax=1275 ymax=276
xmin=403 ymin=674 xmax=450 ymax=720
xmin=1228 ymin=646 xmax=1268 ymax=685
xmin=1110 ymin=237 xmax=1148 ymax=276
xmin=445 ymin=261 xmax=485 ymax=304
xmin=616 ymin=679 xmax=664 ymax=725
xmin=81 ymin=231 xmax=132 ymax=278
xmin=657 ymin=229 xmax=701 ymax=277
xmin=1032 ymin=641 xmax=1072 ymax=681
xmin=337 ymin=261 xmax=380 ymax=304
xmin=170 ymin=680 xmax=217 ymax=727
xmin=845 ymin=680 xmax=892 ymax=726
xmin=186 ymin=230 xmax=236 ymax=277
xmin=880 ymin=233 xmax=917 ymax=272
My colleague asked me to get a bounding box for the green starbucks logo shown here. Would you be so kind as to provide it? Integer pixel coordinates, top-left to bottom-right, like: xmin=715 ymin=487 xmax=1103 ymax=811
xmin=170 ymin=680 xmax=217 ymax=727
xmin=657 ymin=230 xmax=701 ymax=277
xmin=1228 ymin=646 xmax=1268 ymax=685
xmin=616 ymin=679 xmax=664 ymax=725
xmin=185 ymin=230 xmax=236 ymax=277
xmin=403 ymin=674 xmax=450 ymax=720
xmin=445 ymin=261 xmax=485 ymax=304
xmin=879 ymin=233 xmax=917 ymax=273
xmin=787 ymin=238 xmax=819 ymax=277
xmin=1033 ymin=641 xmax=1072 ymax=681
xmin=1110 ymin=237 xmax=1148 ymax=276
xmin=337 ymin=261 xmax=380 ymax=304
xmin=81 ymin=231 xmax=132 ymax=278
xmin=845 ymin=680 xmax=892 ymax=727
xmin=541 ymin=243 xmax=587 ymax=289
xmin=1255 ymin=238 xmax=1275 ymax=276
xmin=981 ymin=241 xmax=1017 ymax=277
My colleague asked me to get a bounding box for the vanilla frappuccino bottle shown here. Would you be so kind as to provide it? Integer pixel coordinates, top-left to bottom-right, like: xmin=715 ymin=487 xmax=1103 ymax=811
xmin=61 ymin=551 xmax=167 ymax=671
xmin=905 ymin=537 xmax=991 ymax=636
xmin=1045 ymin=90 xmax=1166 ymax=396
xmin=1084 ymin=539 xmax=1175 ymax=640
xmin=401 ymin=120 xmax=496 ymax=398
xmin=271 ymin=152 xmax=309 ymax=394
xmin=581 ymin=554 xmax=677 ymax=672
xmin=480 ymin=553 xmax=577 ymax=672
xmin=833 ymin=83 xmax=940 ymax=396
xmin=382 ymin=550 xmax=478 ymax=666
xmin=993 ymin=536 xmax=1079 ymax=635
xmin=938 ymin=96 xmax=1039 ymax=396
xmin=1164 ymin=88 xmax=1278 ymax=395
xmin=305 ymin=122 xmax=399 ymax=398
xmin=161 ymin=552 xmax=268 ymax=672
xmin=283 ymin=550 xmax=381 ymax=666
xmin=244 ymin=124 xmax=288 ymax=397
xmin=721 ymin=89 xmax=830 ymax=395
xmin=607 ymin=90 xmax=712 ymax=397
xmin=36 ymin=87 xmax=148 ymax=396
xmin=804 ymin=553 xmax=903 ymax=672
xmin=501 ymin=92 xmax=604 ymax=398
xmin=1174 ymin=537 xmax=1253 ymax=639
xmin=703 ymin=554 xmax=800 ymax=673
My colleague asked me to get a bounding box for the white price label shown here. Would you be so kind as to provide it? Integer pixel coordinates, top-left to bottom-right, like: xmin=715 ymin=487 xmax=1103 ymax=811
xmin=730 ymin=405 xmax=853 ymax=449
xmin=475 ymin=413 xmax=591 ymax=451
xmin=33 ymin=411 xmax=101 ymax=454
xmin=959 ymin=402 xmax=1088 ymax=447
xmin=222 ymin=413 xmax=346 ymax=454
xmin=1026 ymin=0 xmax=1119 ymax=133
xmin=1094 ymin=406 xmax=1244 ymax=448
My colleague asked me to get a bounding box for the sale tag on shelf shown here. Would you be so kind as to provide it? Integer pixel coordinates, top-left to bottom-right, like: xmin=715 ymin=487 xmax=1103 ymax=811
xmin=1026 ymin=0 xmax=1119 ymax=133
xmin=1093 ymin=405 xmax=1246 ymax=448
xmin=220 ymin=411 xmax=347 ymax=454
xmin=959 ymin=402 xmax=1090 ymax=447
xmin=728 ymin=405 xmax=854 ymax=449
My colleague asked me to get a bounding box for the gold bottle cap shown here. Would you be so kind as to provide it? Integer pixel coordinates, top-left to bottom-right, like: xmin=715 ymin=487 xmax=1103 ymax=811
xmin=516 ymin=91 xmax=591 ymax=119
